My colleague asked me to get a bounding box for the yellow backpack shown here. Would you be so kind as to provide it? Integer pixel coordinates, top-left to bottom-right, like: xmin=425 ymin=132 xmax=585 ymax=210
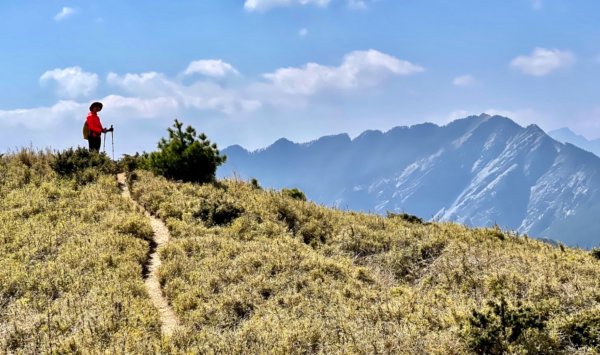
xmin=83 ymin=121 xmax=90 ymax=140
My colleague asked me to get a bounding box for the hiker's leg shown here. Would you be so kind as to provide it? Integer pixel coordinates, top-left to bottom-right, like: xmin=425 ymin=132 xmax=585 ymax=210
xmin=89 ymin=136 xmax=101 ymax=152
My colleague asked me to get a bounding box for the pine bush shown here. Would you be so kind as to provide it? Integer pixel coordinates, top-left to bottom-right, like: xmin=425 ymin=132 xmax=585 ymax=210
xmin=146 ymin=119 xmax=226 ymax=183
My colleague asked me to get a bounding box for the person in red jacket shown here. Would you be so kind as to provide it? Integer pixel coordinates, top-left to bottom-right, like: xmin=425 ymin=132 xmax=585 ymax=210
xmin=86 ymin=102 xmax=110 ymax=152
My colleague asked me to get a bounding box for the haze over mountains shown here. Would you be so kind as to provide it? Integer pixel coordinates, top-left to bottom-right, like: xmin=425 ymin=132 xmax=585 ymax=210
xmin=548 ymin=127 xmax=600 ymax=158
xmin=219 ymin=114 xmax=600 ymax=248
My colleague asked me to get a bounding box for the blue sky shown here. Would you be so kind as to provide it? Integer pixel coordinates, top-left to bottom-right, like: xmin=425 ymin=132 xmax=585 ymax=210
xmin=1 ymin=0 xmax=599 ymax=155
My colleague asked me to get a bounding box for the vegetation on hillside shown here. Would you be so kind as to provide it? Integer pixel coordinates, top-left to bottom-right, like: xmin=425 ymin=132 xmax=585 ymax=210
xmin=0 ymin=150 xmax=165 ymax=353
xmin=1 ymin=143 xmax=599 ymax=353
xmin=129 ymin=170 xmax=600 ymax=354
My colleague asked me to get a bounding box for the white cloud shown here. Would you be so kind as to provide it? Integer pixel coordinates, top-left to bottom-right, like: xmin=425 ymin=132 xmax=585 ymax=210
xmin=10 ymin=50 xmax=421 ymax=134
xmin=483 ymin=108 xmax=549 ymax=128
xmin=101 ymin=95 xmax=179 ymax=119
xmin=107 ymin=72 xmax=177 ymax=97
xmin=245 ymin=0 xmax=331 ymax=11
xmin=40 ymin=67 xmax=99 ymax=99
xmin=244 ymin=0 xmax=372 ymax=11
xmin=107 ymin=71 xmax=261 ymax=114
xmin=0 ymin=96 xmax=182 ymax=130
xmin=183 ymin=60 xmax=239 ymax=77
xmin=453 ymin=75 xmax=477 ymax=87
xmin=54 ymin=7 xmax=76 ymax=21
xmin=0 ymin=101 xmax=84 ymax=129
xmin=299 ymin=28 xmax=309 ymax=37
xmin=510 ymin=48 xmax=575 ymax=76
xmin=263 ymin=49 xmax=424 ymax=95
xmin=179 ymin=82 xmax=262 ymax=114
xmin=347 ymin=0 xmax=368 ymax=10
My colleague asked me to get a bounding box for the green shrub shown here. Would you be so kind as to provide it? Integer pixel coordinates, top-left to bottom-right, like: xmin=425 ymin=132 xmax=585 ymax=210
xmin=298 ymin=219 xmax=332 ymax=246
xmin=282 ymin=188 xmax=306 ymax=201
xmin=386 ymin=212 xmax=423 ymax=224
xmin=591 ymin=248 xmax=600 ymax=260
xmin=464 ymin=298 xmax=553 ymax=354
xmin=558 ymin=308 xmax=600 ymax=349
xmin=145 ymin=119 xmax=226 ymax=183
xmin=51 ymin=147 xmax=116 ymax=183
xmin=250 ymin=178 xmax=261 ymax=190
xmin=487 ymin=225 xmax=506 ymax=241
xmin=193 ymin=200 xmax=244 ymax=227
xmin=119 ymin=153 xmax=149 ymax=173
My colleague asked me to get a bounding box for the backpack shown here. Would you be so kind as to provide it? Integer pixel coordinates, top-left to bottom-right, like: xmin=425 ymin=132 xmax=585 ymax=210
xmin=83 ymin=121 xmax=90 ymax=140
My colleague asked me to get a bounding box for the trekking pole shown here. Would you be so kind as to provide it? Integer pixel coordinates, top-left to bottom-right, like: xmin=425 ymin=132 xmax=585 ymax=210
xmin=103 ymin=131 xmax=107 ymax=154
xmin=110 ymin=125 xmax=114 ymax=160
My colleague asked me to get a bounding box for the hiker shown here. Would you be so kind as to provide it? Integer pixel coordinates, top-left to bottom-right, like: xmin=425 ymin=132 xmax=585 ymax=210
xmin=85 ymin=102 xmax=112 ymax=152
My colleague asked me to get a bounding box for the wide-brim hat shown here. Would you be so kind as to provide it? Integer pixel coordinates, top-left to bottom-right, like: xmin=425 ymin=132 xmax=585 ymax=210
xmin=90 ymin=102 xmax=103 ymax=111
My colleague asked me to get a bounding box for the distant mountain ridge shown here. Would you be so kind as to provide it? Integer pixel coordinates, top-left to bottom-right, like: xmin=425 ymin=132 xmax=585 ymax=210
xmin=548 ymin=127 xmax=600 ymax=157
xmin=220 ymin=114 xmax=600 ymax=248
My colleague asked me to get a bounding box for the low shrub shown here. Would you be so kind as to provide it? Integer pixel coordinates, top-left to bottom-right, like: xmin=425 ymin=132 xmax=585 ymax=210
xmin=193 ymin=200 xmax=244 ymax=227
xmin=119 ymin=153 xmax=150 ymax=173
xmin=282 ymin=188 xmax=306 ymax=201
xmin=250 ymin=178 xmax=261 ymax=190
xmin=591 ymin=247 xmax=600 ymax=260
xmin=558 ymin=308 xmax=600 ymax=349
xmin=387 ymin=211 xmax=424 ymax=224
xmin=51 ymin=147 xmax=116 ymax=183
xmin=464 ymin=298 xmax=554 ymax=354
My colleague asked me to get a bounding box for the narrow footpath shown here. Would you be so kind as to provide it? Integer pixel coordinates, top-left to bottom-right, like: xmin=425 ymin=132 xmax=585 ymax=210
xmin=117 ymin=173 xmax=180 ymax=337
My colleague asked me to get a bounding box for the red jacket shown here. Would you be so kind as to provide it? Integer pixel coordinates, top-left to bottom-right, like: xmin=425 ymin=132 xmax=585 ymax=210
xmin=86 ymin=112 xmax=103 ymax=137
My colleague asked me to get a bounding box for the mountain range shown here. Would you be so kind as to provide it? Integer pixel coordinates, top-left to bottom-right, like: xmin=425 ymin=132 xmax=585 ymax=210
xmin=548 ymin=127 xmax=600 ymax=157
xmin=219 ymin=114 xmax=600 ymax=248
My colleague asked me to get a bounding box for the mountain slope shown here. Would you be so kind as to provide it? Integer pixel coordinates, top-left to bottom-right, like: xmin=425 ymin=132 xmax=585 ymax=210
xmin=129 ymin=170 xmax=600 ymax=353
xmin=549 ymin=127 xmax=600 ymax=157
xmin=220 ymin=114 xmax=600 ymax=248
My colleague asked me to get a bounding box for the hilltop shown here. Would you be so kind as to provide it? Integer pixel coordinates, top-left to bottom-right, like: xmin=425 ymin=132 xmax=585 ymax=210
xmin=1 ymin=150 xmax=599 ymax=353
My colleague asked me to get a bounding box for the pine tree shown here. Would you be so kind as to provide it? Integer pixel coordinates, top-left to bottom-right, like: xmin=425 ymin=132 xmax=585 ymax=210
xmin=147 ymin=119 xmax=226 ymax=183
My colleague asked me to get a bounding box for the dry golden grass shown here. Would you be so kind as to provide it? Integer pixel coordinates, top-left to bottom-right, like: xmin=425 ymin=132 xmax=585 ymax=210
xmin=0 ymin=150 xmax=167 ymax=353
xmin=129 ymin=170 xmax=600 ymax=354
xmin=1 ymin=149 xmax=598 ymax=354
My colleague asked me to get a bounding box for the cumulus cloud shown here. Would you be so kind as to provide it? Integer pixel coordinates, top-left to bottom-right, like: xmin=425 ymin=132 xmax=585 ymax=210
xmin=107 ymin=72 xmax=177 ymax=97
xmin=54 ymin=7 xmax=76 ymax=21
xmin=101 ymin=95 xmax=180 ymax=119
xmin=0 ymin=95 xmax=182 ymax=130
xmin=510 ymin=48 xmax=575 ymax=76
xmin=263 ymin=49 xmax=424 ymax=95
xmin=12 ymin=50 xmax=419 ymax=132
xmin=40 ymin=67 xmax=99 ymax=98
xmin=0 ymin=100 xmax=84 ymax=129
xmin=453 ymin=75 xmax=477 ymax=87
xmin=107 ymin=71 xmax=261 ymax=114
xmin=183 ymin=60 xmax=239 ymax=77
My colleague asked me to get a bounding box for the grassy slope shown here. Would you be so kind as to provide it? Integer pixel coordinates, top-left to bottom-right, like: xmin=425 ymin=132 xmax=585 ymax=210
xmin=0 ymin=151 xmax=164 ymax=353
xmin=129 ymin=170 xmax=600 ymax=354
xmin=1 ymin=150 xmax=598 ymax=354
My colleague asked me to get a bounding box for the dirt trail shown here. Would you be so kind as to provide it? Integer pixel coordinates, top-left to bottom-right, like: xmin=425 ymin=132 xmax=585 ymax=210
xmin=117 ymin=173 xmax=180 ymax=337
